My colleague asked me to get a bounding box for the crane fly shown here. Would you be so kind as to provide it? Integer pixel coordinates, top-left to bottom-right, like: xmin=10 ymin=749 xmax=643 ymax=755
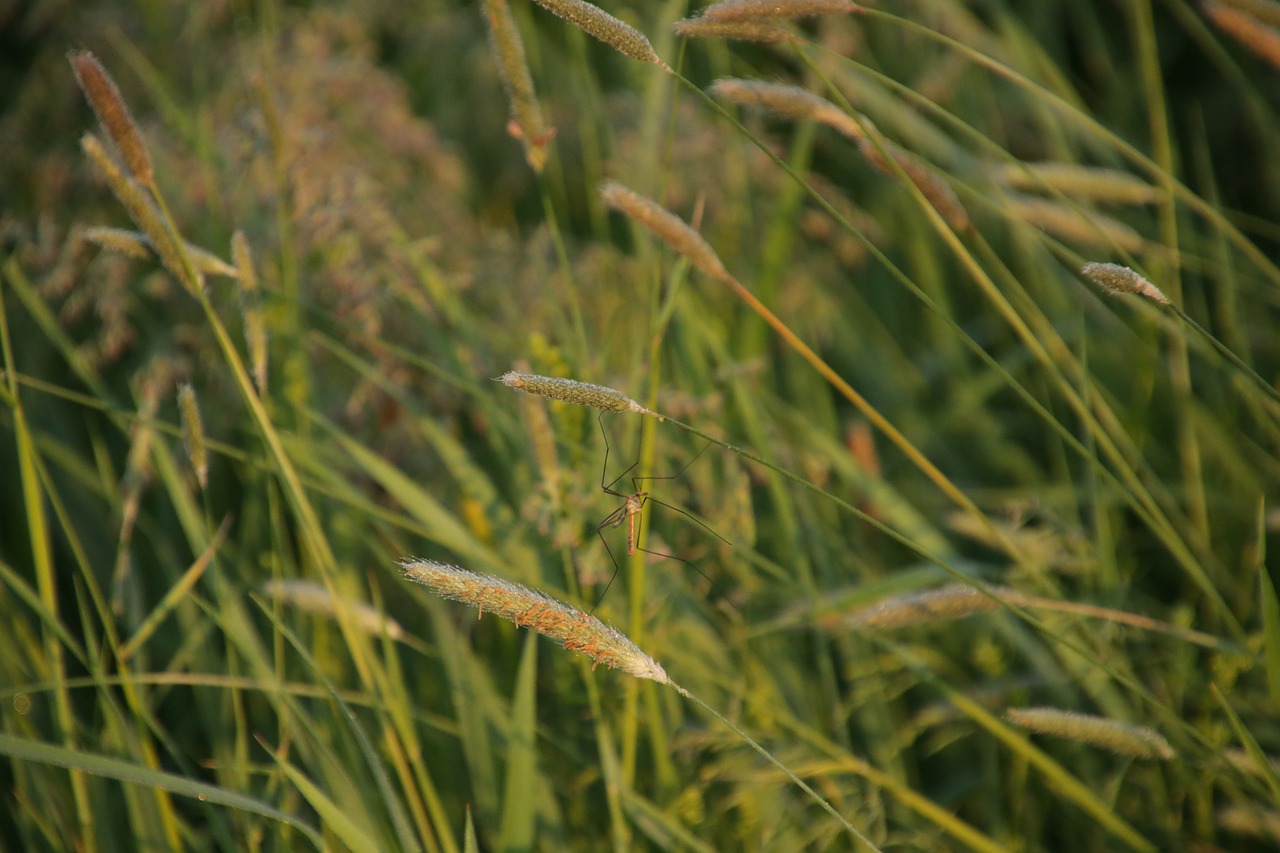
xmin=590 ymin=413 xmax=729 ymax=612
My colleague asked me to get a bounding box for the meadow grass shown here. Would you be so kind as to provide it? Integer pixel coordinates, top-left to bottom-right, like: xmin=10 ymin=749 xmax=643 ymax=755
xmin=2 ymin=1 xmax=1279 ymax=850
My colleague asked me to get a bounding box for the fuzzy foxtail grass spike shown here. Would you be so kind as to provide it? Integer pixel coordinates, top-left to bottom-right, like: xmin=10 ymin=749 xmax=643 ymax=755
xmin=400 ymin=558 xmax=877 ymax=848
xmin=1081 ymin=262 xmax=1280 ymax=412
xmin=672 ymin=17 xmax=799 ymax=43
xmin=530 ymin=0 xmax=671 ymax=71
xmin=600 ymin=181 xmax=731 ymax=281
xmin=499 ymin=370 xmax=659 ymax=416
xmin=700 ymin=0 xmax=865 ymax=22
xmin=1005 ymin=707 xmax=1174 ymax=760
xmin=482 ymin=0 xmax=552 ymax=171
xmin=401 ymin=559 xmax=671 ymax=682
xmin=177 ymin=383 xmax=208 ymax=489
xmin=70 ymin=50 xmax=155 ymax=188
xmin=1081 ymin=262 xmax=1170 ymax=304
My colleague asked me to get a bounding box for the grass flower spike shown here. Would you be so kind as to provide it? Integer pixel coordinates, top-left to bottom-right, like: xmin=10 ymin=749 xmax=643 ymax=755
xmin=531 ymin=0 xmax=671 ymax=71
xmin=401 ymin=559 xmax=671 ymax=683
xmin=700 ymin=0 xmax=864 ymax=22
xmin=499 ymin=370 xmax=658 ymax=415
xmin=1081 ymin=262 xmax=1170 ymax=304
xmin=1005 ymin=707 xmax=1175 ymax=760
xmin=600 ymin=181 xmax=731 ymax=281
xmin=70 ymin=50 xmax=154 ymax=188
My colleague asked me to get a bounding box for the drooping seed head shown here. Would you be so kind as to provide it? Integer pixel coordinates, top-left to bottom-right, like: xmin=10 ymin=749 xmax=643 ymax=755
xmin=1005 ymin=707 xmax=1174 ymax=760
xmin=710 ymin=78 xmax=870 ymax=142
xmin=1081 ymin=262 xmax=1170 ymax=304
xmin=700 ymin=0 xmax=865 ymax=23
xmin=835 ymin=583 xmax=1030 ymax=630
xmin=531 ymin=0 xmax=672 ymax=71
xmin=992 ymin=162 xmax=1159 ymax=206
xmin=599 ymin=181 xmax=730 ymax=282
xmin=673 ymin=17 xmax=799 ymax=43
xmin=1007 ymin=196 xmax=1146 ymax=253
xmin=401 ymin=558 xmax=671 ymax=683
xmin=499 ymin=370 xmax=658 ymax=415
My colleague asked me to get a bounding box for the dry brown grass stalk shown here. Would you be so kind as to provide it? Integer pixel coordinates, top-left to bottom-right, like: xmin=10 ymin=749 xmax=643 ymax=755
xmin=1005 ymin=707 xmax=1175 ymax=760
xmin=1204 ymin=1 xmax=1280 ymax=68
xmin=673 ymin=17 xmax=799 ymax=43
xmin=531 ymin=0 xmax=671 ymax=71
xmin=69 ymin=50 xmax=154 ymax=188
xmin=483 ymin=0 xmax=553 ymax=171
xmin=500 ymin=370 xmax=658 ymax=415
xmin=600 ymin=180 xmax=731 ymax=281
xmin=401 ymin=559 xmax=671 ymax=682
xmin=1081 ymin=262 xmax=1170 ymax=305
xmin=177 ymin=383 xmax=208 ymax=489
xmin=701 ymin=0 xmax=864 ymax=22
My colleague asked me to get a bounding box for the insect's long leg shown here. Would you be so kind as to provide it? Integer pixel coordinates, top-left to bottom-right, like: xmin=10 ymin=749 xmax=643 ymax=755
xmin=598 ymin=411 xmax=638 ymax=500
xmin=590 ymin=412 xmax=733 ymax=611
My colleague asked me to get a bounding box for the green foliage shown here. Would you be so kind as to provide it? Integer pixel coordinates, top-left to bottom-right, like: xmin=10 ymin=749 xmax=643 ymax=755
xmin=2 ymin=0 xmax=1280 ymax=850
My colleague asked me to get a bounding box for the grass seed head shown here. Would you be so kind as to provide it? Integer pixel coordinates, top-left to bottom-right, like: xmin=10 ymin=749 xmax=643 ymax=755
xmin=599 ymin=180 xmax=730 ymax=282
xmin=1005 ymin=707 xmax=1175 ymax=760
xmin=710 ymin=78 xmax=869 ymax=142
xmin=700 ymin=0 xmax=864 ymax=22
xmin=673 ymin=17 xmax=799 ymax=42
xmin=401 ymin=559 xmax=671 ymax=683
xmin=1081 ymin=262 xmax=1170 ymax=304
xmin=837 ymin=584 xmax=1022 ymax=629
xmin=530 ymin=0 xmax=671 ymax=71
xmin=499 ymin=370 xmax=657 ymax=415
xmin=177 ymin=383 xmax=208 ymax=489
xmin=1203 ymin=1 xmax=1280 ymax=69
xmin=483 ymin=0 xmax=552 ymax=171
xmin=70 ymin=50 xmax=155 ymax=188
